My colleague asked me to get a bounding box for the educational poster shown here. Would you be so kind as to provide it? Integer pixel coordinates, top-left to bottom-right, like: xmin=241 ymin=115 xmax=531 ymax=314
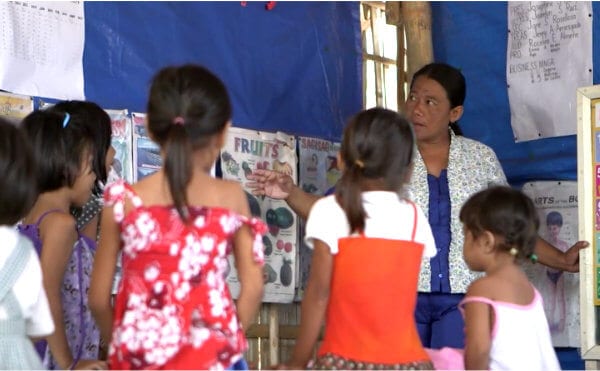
xmin=295 ymin=136 xmax=341 ymax=299
xmin=105 ymin=109 xmax=133 ymax=183
xmin=221 ymin=127 xmax=297 ymax=303
xmin=522 ymin=181 xmax=579 ymax=347
xmin=0 ymin=1 xmax=85 ymax=99
xmin=0 ymin=90 xmax=33 ymax=123
xmin=132 ymin=112 xmax=161 ymax=181
xmin=507 ymin=1 xmax=592 ymax=141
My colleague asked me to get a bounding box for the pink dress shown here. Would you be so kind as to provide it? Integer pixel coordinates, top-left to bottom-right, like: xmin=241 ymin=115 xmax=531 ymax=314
xmin=104 ymin=181 xmax=266 ymax=370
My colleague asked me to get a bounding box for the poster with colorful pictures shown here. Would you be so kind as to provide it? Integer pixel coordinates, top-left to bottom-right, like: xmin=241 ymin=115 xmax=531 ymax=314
xmin=132 ymin=112 xmax=161 ymax=181
xmin=221 ymin=127 xmax=297 ymax=303
xmin=522 ymin=181 xmax=579 ymax=347
xmin=295 ymin=136 xmax=341 ymax=299
xmin=105 ymin=109 xmax=133 ymax=183
xmin=0 ymin=91 xmax=33 ymax=123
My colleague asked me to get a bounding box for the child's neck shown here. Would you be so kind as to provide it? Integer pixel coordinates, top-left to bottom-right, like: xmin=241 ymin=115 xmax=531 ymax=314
xmin=484 ymin=251 xmax=519 ymax=276
xmin=28 ymin=188 xmax=72 ymax=218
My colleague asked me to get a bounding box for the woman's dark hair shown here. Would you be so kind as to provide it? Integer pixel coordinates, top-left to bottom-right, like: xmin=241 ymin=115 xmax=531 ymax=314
xmin=21 ymin=110 xmax=94 ymax=192
xmin=47 ymin=100 xmax=112 ymax=192
xmin=335 ymin=108 xmax=415 ymax=233
xmin=459 ymin=186 xmax=539 ymax=260
xmin=411 ymin=62 xmax=466 ymax=135
xmin=0 ymin=119 xmax=37 ymax=225
xmin=147 ymin=64 xmax=232 ymax=221
xmin=546 ymin=211 xmax=563 ymax=227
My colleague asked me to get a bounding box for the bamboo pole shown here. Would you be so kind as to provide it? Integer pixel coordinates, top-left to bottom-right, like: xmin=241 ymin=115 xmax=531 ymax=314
xmin=400 ymin=2 xmax=433 ymax=85
xmin=268 ymin=304 xmax=279 ymax=365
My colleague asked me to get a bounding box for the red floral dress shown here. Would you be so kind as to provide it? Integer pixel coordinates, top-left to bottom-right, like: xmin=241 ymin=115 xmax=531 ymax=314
xmin=104 ymin=181 xmax=266 ymax=370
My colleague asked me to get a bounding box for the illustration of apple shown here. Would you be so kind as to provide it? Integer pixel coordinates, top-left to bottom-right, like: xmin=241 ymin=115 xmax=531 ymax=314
xmin=276 ymin=239 xmax=284 ymax=251
xmin=284 ymin=242 xmax=293 ymax=253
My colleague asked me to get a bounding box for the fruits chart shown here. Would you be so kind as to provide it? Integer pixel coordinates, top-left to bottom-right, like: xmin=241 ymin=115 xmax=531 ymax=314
xmin=576 ymin=85 xmax=600 ymax=367
xmin=221 ymin=126 xmax=297 ymax=303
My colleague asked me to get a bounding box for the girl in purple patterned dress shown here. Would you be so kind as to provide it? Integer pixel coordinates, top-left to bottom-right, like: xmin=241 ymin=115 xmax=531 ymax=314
xmin=18 ymin=110 xmax=106 ymax=370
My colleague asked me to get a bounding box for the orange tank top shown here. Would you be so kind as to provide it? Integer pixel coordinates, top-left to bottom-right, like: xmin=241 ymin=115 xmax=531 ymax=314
xmin=318 ymin=201 xmax=430 ymax=364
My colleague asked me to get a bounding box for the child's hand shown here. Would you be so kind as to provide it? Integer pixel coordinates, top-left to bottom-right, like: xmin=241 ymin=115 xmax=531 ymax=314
xmin=73 ymin=359 xmax=108 ymax=370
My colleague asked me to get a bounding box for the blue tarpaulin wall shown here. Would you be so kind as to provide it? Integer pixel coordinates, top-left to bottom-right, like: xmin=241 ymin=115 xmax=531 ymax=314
xmin=80 ymin=1 xmax=597 ymax=187
xmin=82 ymin=1 xmax=361 ymax=142
xmin=431 ymin=1 xmax=599 ymax=187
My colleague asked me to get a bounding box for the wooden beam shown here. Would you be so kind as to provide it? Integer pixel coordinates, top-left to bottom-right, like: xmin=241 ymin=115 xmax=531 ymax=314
xmin=246 ymin=324 xmax=325 ymax=340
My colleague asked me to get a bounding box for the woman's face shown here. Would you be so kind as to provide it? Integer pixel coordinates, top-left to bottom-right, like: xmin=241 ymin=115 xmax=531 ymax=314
xmin=405 ymin=76 xmax=463 ymax=143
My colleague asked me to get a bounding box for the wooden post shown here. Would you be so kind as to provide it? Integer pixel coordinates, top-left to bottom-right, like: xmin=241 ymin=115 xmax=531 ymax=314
xmin=400 ymin=2 xmax=433 ymax=85
xmin=269 ymin=304 xmax=279 ymax=366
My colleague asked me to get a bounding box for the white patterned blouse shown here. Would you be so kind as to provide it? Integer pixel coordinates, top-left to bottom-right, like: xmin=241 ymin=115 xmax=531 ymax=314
xmin=408 ymin=130 xmax=508 ymax=293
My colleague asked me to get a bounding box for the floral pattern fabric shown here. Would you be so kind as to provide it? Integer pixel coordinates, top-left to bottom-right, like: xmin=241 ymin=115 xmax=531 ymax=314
xmin=407 ymin=130 xmax=508 ymax=293
xmin=104 ymin=181 xmax=266 ymax=370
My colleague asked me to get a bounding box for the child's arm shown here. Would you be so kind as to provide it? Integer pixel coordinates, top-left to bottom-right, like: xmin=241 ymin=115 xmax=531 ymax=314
xmin=463 ymin=280 xmax=493 ymax=370
xmin=89 ymin=204 xmax=121 ymax=344
xmin=39 ymin=213 xmax=80 ymax=370
xmin=231 ymin=183 xmax=264 ymax=330
xmin=285 ymin=240 xmax=332 ymax=369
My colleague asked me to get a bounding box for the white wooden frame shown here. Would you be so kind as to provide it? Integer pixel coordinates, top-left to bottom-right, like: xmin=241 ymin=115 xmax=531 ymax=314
xmin=577 ymin=85 xmax=600 ymax=369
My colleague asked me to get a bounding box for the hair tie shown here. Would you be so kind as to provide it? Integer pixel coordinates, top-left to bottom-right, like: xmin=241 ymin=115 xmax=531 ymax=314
xmin=509 ymin=247 xmax=518 ymax=256
xmin=62 ymin=112 xmax=70 ymax=128
xmin=354 ymin=159 xmax=364 ymax=169
xmin=528 ymin=253 xmax=538 ymax=264
xmin=173 ymin=116 xmax=185 ymax=126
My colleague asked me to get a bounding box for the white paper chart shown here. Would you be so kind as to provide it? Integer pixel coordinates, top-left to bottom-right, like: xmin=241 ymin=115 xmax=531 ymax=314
xmin=0 ymin=1 xmax=85 ymax=99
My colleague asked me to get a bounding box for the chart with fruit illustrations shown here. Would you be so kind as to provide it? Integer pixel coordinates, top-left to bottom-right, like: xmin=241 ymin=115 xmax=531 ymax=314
xmin=221 ymin=126 xmax=297 ymax=303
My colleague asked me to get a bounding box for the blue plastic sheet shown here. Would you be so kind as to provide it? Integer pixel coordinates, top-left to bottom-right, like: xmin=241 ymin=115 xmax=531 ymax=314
xmin=82 ymin=1 xmax=361 ymax=142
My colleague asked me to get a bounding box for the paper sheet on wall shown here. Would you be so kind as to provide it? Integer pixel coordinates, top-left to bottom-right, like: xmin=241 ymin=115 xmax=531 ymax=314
xmin=507 ymin=2 xmax=592 ymax=141
xmin=522 ymin=181 xmax=579 ymax=347
xmin=0 ymin=2 xmax=85 ymax=100
xmin=132 ymin=112 xmax=162 ymax=182
xmin=221 ymin=127 xmax=297 ymax=303
xmin=105 ymin=109 xmax=134 ymax=184
xmin=295 ymin=136 xmax=341 ymax=300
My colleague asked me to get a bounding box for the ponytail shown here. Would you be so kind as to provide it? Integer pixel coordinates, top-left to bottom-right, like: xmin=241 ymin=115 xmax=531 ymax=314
xmin=335 ymin=164 xmax=366 ymax=234
xmin=164 ymin=124 xmax=193 ymax=222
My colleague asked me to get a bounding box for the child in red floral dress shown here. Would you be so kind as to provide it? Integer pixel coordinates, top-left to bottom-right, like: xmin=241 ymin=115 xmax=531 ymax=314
xmin=89 ymin=65 xmax=266 ymax=370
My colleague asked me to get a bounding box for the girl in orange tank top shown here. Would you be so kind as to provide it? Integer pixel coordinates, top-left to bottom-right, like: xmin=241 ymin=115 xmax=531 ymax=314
xmin=274 ymin=108 xmax=435 ymax=370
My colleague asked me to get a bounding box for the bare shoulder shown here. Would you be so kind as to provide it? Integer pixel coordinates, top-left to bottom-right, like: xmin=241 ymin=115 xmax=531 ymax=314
xmin=42 ymin=211 xmax=76 ymax=232
xmin=465 ymin=276 xmax=495 ymax=298
xmin=215 ymin=179 xmax=248 ymax=215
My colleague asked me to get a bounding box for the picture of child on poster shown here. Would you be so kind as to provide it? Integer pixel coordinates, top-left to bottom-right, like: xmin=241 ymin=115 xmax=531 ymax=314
xmin=522 ymin=181 xmax=580 ymax=347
